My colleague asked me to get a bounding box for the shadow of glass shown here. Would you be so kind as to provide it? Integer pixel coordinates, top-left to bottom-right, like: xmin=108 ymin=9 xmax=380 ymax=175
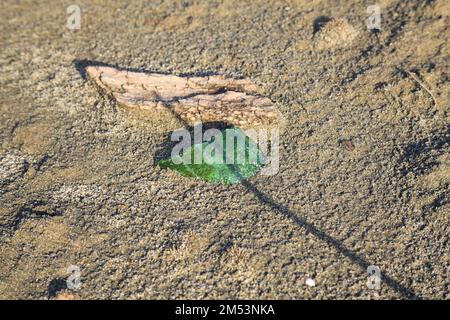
xmin=77 ymin=61 xmax=422 ymax=299
xmin=239 ymin=179 xmax=421 ymax=299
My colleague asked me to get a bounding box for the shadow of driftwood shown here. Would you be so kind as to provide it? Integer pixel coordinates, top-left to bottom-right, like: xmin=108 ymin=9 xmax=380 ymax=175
xmin=73 ymin=59 xmax=221 ymax=80
xmin=153 ymin=121 xmax=234 ymax=165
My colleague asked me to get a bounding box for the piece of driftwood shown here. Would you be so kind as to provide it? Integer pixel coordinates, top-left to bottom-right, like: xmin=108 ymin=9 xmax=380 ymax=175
xmin=86 ymin=65 xmax=282 ymax=128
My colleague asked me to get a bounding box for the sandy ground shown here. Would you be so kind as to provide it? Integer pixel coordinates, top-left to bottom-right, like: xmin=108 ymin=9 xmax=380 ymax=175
xmin=0 ymin=0 xmax=449 ymax=299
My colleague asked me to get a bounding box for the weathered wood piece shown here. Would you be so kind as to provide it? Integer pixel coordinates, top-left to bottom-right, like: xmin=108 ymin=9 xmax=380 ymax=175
xmin=86 ymin=65 xmax=282 ymax=128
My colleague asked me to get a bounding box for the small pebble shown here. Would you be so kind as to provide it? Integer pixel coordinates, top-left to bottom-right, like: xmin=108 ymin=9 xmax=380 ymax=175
xmin=305 ymin=278 xmax=316 ymax=287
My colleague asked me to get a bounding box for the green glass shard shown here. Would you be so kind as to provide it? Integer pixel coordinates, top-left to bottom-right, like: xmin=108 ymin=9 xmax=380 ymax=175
xmin=158 ymin=127 xmax=264 ymax=184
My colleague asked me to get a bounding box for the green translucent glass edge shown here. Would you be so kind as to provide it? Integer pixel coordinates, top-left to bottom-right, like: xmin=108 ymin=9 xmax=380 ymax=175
xmin=158 ymin=128 xmax=264 ymax=184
